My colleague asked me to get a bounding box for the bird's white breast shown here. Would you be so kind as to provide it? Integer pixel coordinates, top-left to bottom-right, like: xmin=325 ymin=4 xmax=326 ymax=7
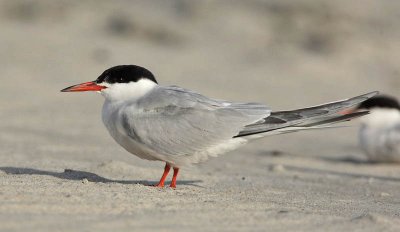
xmin=100 ymin=80 xmax=160 ymax=161
xmin=102 ymin=99 xmax=161 ymax=161
xmin=359 ymin=108 xmax=400 ymax=162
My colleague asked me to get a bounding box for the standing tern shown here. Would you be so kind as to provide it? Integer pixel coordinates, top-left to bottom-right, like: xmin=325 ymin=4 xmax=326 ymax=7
xmin=353 ymin=95 xmax=400 ymax=163
xmin=61 ymin=65 xmax=378 ymax=188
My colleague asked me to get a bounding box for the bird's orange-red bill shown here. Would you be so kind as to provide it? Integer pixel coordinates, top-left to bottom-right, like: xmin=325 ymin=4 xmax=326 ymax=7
xmin=61 ymin=81 xmax=106 ymax=92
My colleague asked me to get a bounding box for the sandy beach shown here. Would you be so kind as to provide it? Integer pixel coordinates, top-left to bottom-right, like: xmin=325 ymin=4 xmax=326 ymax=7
xmin=1 ymin=0 xmax=400 ymax=231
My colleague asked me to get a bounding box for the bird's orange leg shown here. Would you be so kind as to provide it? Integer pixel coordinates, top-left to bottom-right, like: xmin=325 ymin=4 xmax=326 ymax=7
xmin=154 ymin=163 xmax=171 ymax=187
xmin=170 ymin=167 xmax=179 ymax=188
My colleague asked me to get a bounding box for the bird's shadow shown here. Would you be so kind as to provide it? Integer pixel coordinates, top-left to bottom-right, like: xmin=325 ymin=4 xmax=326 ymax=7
xmin=322 ymin=156 xmax=371 ymax=164
xmin=0 ymin=167 xmax=203 ymax=187
xmin=284 ymin=165 xmax=400 ymax=183
xmin=322 ymin=154 xmax=400 ymax=165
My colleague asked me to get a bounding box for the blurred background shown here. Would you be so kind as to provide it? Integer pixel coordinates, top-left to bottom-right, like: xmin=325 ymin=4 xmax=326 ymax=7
xmin=1 ymin=1 xmax=400 ymax=230
xmin=1 ymin=0 xmax=399 ymax=163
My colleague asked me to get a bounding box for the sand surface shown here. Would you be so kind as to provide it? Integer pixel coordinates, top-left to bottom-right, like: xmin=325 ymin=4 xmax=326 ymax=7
xmin=1 ymin=1 xmax=400 ymax=231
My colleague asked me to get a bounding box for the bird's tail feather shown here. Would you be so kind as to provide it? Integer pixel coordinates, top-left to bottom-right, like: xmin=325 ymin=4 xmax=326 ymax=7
xmin=234 ymin=91 xmax=378 ymax=138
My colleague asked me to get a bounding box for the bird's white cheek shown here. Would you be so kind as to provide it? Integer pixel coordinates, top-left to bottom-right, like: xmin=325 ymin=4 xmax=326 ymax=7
xmin=99 ymin=89 xmax=111 ymax=98
xmin=100 ymin=80 xmax=157 ymax=102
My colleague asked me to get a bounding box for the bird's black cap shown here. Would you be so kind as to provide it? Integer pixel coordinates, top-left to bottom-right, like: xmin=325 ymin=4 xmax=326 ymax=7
xmin=357 ymin=95 xmax=400 ymax=110
xmin=95 ymin=65 xmax=158 ymax=84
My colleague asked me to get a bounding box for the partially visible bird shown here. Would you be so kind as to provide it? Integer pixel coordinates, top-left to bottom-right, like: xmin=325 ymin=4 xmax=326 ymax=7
xmin=61 ymin=65 xmax=378 ymax=187
xmin=354 ymin=95 xmax=400 ymax=163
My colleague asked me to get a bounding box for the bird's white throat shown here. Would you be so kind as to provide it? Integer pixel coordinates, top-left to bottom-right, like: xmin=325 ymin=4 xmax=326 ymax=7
xmin=361 ymin=108 xmax=400 ymax=127
xmin=100 ymin=78 xmax=157 ymax=102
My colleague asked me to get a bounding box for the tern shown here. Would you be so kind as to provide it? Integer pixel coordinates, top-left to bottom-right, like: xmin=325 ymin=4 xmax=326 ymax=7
xmin=61 ymin=65 xmax=378 ymax=188
xmin=353 ymin=95 xmax=400 ymax=163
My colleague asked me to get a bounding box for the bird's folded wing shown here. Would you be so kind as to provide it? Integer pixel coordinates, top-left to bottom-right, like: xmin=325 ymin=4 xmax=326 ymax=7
xmin=121 ymin=86 xmax=270 ymax=156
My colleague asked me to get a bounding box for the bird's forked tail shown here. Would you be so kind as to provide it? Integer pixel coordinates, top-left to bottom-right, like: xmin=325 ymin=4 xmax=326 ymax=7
xmin=234 ymin=91 xmax=379 ymax=138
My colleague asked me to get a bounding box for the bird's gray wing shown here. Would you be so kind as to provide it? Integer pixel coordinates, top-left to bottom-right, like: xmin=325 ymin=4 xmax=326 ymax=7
xmin=121 ymin=86 xmax=270 ymax=156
